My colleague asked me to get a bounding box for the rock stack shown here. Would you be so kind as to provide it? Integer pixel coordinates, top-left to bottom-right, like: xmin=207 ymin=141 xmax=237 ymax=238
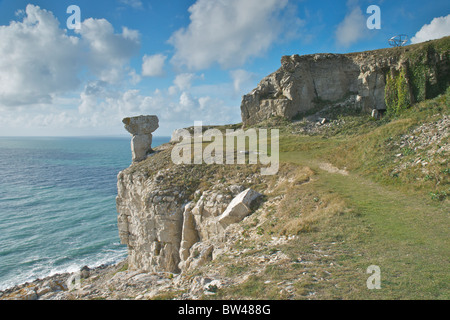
xmin=122 ymin=115 xmax=159 ymax=162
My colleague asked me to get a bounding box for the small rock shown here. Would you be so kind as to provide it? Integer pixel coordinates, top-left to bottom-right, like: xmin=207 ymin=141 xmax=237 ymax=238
xmin=80 ymin=266 xmax=90 ymax=279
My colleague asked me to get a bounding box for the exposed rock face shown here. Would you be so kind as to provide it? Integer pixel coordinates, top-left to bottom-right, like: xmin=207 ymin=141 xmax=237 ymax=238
xmin=240 ymin=53 xmax=394 ymax=126
xmin=116 ymin=168 xmax=185 ymax=273
xmin=241 ymin=37 xmax=450 ymax=126
xmin=123 ymin=115 xmax=159 ymax=162
xmin=116 ymin=159 xmax=263 ymax=274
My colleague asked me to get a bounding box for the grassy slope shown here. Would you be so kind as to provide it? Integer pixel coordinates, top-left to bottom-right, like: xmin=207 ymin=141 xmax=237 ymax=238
xmin=209 ymin=89 xmax=449 ymax=300
xmin=285 ymin=91 xmax=448 ymax=299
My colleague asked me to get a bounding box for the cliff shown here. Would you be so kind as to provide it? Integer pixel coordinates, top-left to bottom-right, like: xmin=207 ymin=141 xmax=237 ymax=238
xmin=103 ymin=39 xmax=449 ymax=300
xmin=241 ymin=36 xmax=450 ymax=126
xmin=116 ymin=142 xmax=266 ymax=274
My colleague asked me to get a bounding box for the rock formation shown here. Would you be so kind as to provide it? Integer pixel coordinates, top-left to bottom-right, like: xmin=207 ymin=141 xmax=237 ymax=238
xmin=123 ymin=115 xmax=159 ymax=162
xmin=217 ymin=189 xmax=262 ymax=227
xmin=241 ymin=37 xmax=450 ymax=126
xmin=240 ymin=53 xmax=390 ymax=126
xmin=116 ymin=145 xmax=263 ymax=274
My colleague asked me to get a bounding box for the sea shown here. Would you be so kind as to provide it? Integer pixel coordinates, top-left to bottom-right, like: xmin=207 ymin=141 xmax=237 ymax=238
xmin=0 ymin=136 xmax=170 ymax=291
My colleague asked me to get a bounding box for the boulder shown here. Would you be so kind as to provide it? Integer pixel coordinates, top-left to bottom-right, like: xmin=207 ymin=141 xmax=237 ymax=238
xmin=218 ymin=188 xmax=262 ymax=227
xmin=371 ymin=109 xmax=380 ymax=119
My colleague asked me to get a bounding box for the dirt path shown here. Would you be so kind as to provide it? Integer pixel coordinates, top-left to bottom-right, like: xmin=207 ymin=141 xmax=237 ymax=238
xmin=281 ymin=150 xmax=449 ymax=298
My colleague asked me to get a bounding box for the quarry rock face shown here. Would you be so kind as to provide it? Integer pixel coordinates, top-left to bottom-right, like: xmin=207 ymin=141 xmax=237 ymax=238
xmin=240 ymin=53 xmax=393 ymax=126
xmin=243 ymin=53 xmax=395 ymax=126
xmin=241 ymin=37 xmax=450 ymax=127
xmin=123 ymin=115 xmax=159 ymax=162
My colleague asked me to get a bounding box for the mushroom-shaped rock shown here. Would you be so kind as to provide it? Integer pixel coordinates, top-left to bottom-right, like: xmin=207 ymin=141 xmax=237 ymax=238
xmin=123 ymin=115 xmax=159 ymax=135
xmin=123 ymin=115 xmax=159 ymax=162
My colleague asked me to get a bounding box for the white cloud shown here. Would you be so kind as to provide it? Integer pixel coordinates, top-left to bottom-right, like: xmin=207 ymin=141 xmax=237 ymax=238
xmin=168 ymin=0 xmax=294 ymax=70
xmin=0 ymin=4 xmax=81 ymax=106
xmin=128 ymin=69 xmax=142 ymax=84
xmin=0 ymin=4 xmax=140 ymax=107
xmin=411 ymin=14 xmax=450 ymax=44
xmin=335 ymin=6 xmax=368 ymax=47
xmin=174 ymin=73 xmax=197 ymax=90
xmin=0 ymin=4 xmax=243 ymax=136
xmin=72 ymin=76 xmax=239 ymax=135
xmin=142 ymin=54 xmax=167 ymax=77
xmin=76 ymin=18 xmax=140 ymax=83
xmin=169 ymin=73 xmax=205 ymax=95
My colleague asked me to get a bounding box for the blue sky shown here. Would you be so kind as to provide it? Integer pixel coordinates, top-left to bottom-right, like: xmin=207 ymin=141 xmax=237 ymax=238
xmin=0 ymin=0 xmax=449 ymax=136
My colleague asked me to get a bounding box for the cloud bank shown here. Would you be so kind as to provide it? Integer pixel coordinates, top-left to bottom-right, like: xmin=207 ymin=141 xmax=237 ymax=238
xmin=168 ymin=0 xmax=297 ymax=70
xmin=0 ymin=4 xmax=140 ymax=107
xmin=411 ymin=14 xmax=450 ymax=44
xmin=335 ymin=5 xmax=368 ymax=47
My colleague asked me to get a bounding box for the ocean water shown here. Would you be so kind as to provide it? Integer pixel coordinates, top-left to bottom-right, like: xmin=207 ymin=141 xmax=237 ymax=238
xmin=0 ymin=136 xmax=170 ymax=291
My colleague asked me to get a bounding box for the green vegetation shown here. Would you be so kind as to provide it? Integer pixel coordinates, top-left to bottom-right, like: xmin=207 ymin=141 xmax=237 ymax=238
xmin=405 ymin=39 xmax=450 ymax=102
xmin=384 ymin=36 xmax=449 ymax=116
xmin=385 ymin=69 xmax=411 ymax=116
xmin=207 ymin=83 xmax=449 ymax=300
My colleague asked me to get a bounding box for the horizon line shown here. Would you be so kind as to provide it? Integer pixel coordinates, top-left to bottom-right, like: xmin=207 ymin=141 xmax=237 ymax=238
xmin=0 ymin=135 xmax=172 ymax=138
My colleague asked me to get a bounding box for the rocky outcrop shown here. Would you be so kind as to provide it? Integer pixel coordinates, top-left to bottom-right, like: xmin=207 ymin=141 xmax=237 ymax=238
xmin=116 ymin=167 xmax=186 ymax=273
xmin=241 ymin=37 xmax=450 ymax=126
xmin=123 ymin=115 xmax=159 ymax=162
xmin=116 ymin=149 xmax=264 ymax=274
xmin=240 ymin=53 xmax=395 ymax=126
xmin=178 ymin=187 xmax=262 ymax=272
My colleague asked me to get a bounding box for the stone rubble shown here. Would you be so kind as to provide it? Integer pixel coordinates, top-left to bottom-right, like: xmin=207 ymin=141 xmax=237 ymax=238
xmin=0 ymin=232 xmax=310 ymax=300
xmin=388 ymin=115 xmax=449 ymax=174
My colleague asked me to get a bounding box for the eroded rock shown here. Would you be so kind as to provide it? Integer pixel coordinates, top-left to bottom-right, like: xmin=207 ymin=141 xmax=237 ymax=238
xmin=123 ymin=115 xmax=159 ymax=162
xmin=123 ymin=115 xmax=159 ymax=135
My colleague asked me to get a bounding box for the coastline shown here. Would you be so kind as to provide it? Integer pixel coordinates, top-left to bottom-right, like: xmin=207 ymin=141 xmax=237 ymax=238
xmin=0 ymin=256 xmax=231 ymax=300
xmin=0 ymin=260 xmax=127 ymax=300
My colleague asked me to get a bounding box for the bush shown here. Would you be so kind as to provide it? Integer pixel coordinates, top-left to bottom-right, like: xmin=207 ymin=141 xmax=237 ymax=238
xmin=385 ymin=69 xmax=411 ymax=116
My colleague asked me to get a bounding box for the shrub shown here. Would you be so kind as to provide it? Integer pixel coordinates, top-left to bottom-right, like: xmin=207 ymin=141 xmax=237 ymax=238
xmin=385 ymin=69 xmax=411 ymax=116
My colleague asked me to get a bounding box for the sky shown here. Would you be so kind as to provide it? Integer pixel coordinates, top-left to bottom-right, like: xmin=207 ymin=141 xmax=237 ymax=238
xmin=0 ymin=0 xmax=449 ymax=137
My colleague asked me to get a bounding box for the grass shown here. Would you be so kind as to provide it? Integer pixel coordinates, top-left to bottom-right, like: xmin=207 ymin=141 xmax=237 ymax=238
xmin=212 ymin=165 xmax=448 ymax=299
xmin=311 ymin=172 xmax=449 ymax=299
xmin=205 ymin=89 xmax=449 ymax=300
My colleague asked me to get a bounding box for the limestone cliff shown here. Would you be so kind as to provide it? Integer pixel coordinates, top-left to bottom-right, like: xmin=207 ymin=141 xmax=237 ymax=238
xmin=116 ymin=143 xmax=264 ymax=274
xmin=241 ymin=36 xmax=450 ymax=126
